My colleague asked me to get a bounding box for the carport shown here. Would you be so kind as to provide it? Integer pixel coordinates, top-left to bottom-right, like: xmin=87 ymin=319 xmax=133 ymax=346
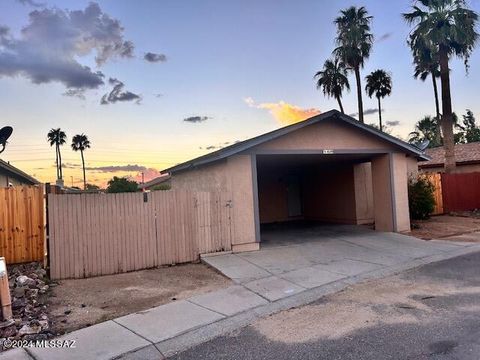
xmin=164 ymin=110 xmax=429 ymax=253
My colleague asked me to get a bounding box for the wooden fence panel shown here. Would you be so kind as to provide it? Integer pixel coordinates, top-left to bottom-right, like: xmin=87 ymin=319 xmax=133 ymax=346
xmin=441 ymin=172 xmax=480 ymax=213
xmin=425 ymin=173 xmax=444 ymax=215
xmin=48 ymin=190 xmax=233 ymax=279
xmin=0 ymin=186 xmax=45 ymax=264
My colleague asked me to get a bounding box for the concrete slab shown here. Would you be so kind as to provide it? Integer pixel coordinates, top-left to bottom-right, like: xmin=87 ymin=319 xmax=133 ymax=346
xmin=0 ymin=349 xmax=32 ymax=360
xmin=315 ymin=258 xmax=384 ymax=276
xmin=237 ymin=248 xmax=315 ymax=274
xmin=115 ymin=300 xmax=224 ymax=343
xmin=28 ymin=320 xmax=149 ymax=360
xmin=202 ymin=254 xmax=271 ymax=283
xmin=244 ymin=276 xmax=305 ymax=301
xmin=189 ymin=285 xmax=268 ymax=316
xmin=115 ymin=345 xmax=164 ymax=360
xmin=280 ymin=266 xmax=347 ymax=289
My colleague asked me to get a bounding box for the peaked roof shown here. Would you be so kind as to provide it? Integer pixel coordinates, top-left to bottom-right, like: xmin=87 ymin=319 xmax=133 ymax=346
xmin=0 ymin=159 xmax=39 ymax=185
xmin=419 ymin=142 xmax=480 ymax=168
xmin=163 ymin=110 xmax=429 ymax=174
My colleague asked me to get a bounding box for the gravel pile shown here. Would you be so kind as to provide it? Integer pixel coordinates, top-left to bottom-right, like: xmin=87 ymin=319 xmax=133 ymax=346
xmin=0 ymin=262 xmax=54 ymax=343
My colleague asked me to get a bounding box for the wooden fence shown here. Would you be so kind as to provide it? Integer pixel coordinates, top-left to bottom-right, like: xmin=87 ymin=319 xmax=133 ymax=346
xmin=48 ymin=190 xmax=232 ymax=280
xmin=0 ymin=186 xmax=45 ymax=264
xmin=425 ymin=173 xmax=444 ymax=215
xmin=441 ymin=172 xmax=480 ymax=213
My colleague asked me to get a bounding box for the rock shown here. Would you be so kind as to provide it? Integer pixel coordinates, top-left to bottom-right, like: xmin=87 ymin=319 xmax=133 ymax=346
xmin=1 ymin=325 xmax=17 ymax=338
xmin=39 ymin=320 xmax=49 ymax=331
xmin=25 ymin=288 xmax=39 ymax=299
xmin=81 ymin=304 xmax=86 ymax=308
xmin=11 ymin=298 xmax=26 ymax=310
xmin=64 ymin=310 xmax=71 ymax=315
xmin=18 ymin=324 xmax=41 ymax=336
xmin=13 ymin=287 xmax=26 ymax=298
xmin=16 ymin=275 xmax=36 ymax=287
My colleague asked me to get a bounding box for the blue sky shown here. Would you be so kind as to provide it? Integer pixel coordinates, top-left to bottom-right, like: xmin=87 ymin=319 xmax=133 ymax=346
xmin=1 ymin=0 xmax=480 ymax=186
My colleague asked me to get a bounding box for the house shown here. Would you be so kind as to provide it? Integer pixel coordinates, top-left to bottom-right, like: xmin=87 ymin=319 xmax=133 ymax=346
xmin=162 ymin=110 xmax=427 ymax=253
xmin=0 ymin=159 xmax=39 ymax=187
xmin=137 ymin=174 xmax=171 ymax=191
xmin=419 ymin=142 xmax=480 ymax=173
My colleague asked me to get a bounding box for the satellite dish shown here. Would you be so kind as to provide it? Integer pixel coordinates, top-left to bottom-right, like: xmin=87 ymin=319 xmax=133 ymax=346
xmin=0 ymin=126 xmax=13 ymax=154
xmin=417 ymin=139 xmax=430 ymax=151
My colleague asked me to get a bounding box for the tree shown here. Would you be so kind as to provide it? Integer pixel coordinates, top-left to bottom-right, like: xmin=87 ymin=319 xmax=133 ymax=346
xmin=71 ymin=134 xmax=91 ymax=190
xmin=457 ymin=109 xmax=480 ymax=143
xmin=412 ymin=40 xmax=442 ymax=144
xmin=404 ymin=0 xmax=479 ymax=172
xmin=47 ymin=128 xmax=66 ymax=181
xmin=365 ymin=69 xmax=392 ymax=131
xmin=314 ymin=58 xmax=350 ymax=113
xmin=333 ymin=6 xmax=374 ymax=123
xmin=106 ymin=176 xmax=138 ymax=193
xmin=85 ymin=183 xmax=100 ymax=191
xmin=408 ymin=115 xmax=440 ymax=147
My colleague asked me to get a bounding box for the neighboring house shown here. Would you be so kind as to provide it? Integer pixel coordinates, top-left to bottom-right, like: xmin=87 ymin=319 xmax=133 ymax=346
xmin=0 ymin=159 xmax=39 ymax=187
xmin=419 ymin=142 xmax=480 ymax=173
xmin=162 ymin=110 xmax=427 ymax=253
xmin=137 ymin=174 xmax=171 ymax=191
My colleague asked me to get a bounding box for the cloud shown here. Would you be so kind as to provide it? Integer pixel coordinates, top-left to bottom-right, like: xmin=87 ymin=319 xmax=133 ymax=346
xmin=377 ymin=32 xmax=393 ymax=43
xmin=63 ymin=88 xmax=86 ymax=100
xmin=183 ymin=116 xmax=211 ymax=123
xmin=101 ymin=78 xmax=141 ymax=104
xmin=0 ymin=3 xmax=134 ymax=92
xmin=349 ymin=108 xmax=382 ymax=117
xmin=133 ymin=168 xmax=160 ymax=183
xmin=16 ymin=0 xmax=45 ymax=7
xmin=84 ymin=164 xmax=148 ymax=172
xmin=386 ymin=120 xmax=400 ymax=127
xmin=245 ymin=97 xmax=320 ymax=125
xmin=144 ymin=52 xmax=167 ymax=63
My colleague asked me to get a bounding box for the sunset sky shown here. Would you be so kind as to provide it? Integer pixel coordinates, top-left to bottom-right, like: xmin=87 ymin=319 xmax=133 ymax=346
xmin=1 ymin=0 xmax=480 ymax=187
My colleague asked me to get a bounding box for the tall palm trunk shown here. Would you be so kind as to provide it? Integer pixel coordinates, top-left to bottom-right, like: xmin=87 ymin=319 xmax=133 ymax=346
xmin=439 ymin=46 xmax=456 ymax=173
xmin=431 ymin=72 xmax=442 ymax=145
xmin=354 ymin=66 xmax=364 ymax=123
xmin=81 ymin=149 xmax=86 ymax=190
xmin=336 ymin=96 xmax=345 ymax=114
xmin=55 ymin=146 xmax=59 ymax=180
xmin=57 ymin=144 xmax=63 ymax=179
xmin=377 ymin=96 xmax=382 ymax=131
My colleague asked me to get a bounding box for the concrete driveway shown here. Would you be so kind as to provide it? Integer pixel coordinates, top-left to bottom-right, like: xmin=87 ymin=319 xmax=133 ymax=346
xmin=202 ymin=224 xmax=469 ymax=301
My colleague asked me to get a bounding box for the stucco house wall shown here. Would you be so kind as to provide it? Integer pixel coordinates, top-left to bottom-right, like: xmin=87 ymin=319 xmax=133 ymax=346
xmin=167 ymin=112 xmax=425 ymax=253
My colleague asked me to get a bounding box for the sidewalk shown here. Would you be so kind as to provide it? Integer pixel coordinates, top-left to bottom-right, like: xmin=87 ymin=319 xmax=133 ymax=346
xmin=2 ymin=239 xmax=480 ymax=360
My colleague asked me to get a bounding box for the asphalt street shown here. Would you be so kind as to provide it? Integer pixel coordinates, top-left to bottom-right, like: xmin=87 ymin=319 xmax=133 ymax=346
xmin=172 ymin=251 xmax=480 ymax=360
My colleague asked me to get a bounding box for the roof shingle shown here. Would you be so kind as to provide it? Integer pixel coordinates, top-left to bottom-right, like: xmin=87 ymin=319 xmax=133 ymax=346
xmin=420 ymin=142 xmax=480 ymax=167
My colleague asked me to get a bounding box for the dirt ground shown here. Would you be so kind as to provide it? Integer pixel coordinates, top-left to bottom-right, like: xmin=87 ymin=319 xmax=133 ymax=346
xmin=409 ymin=214 xmax=480 ymax=240
xmin=48 ymin=263 xmax=231 ymax=335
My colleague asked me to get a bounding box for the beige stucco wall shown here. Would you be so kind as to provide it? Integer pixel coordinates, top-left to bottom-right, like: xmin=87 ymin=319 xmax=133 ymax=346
xmin=406 ymin=156 xmax=419 ymax=179
xmin=257 ymin=120 xmax=398 ymax=152
xmin=170 ymin=155 xmax=257 ymax=251
xmin=371 ymin=154 xmax=411 ymax=232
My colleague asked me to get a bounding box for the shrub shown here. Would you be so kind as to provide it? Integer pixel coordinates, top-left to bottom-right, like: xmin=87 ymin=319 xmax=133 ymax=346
xmin=150 ymin=183 xmax=171 ymax=191
xmin=408 ymin=175 xmax=436 ymax=220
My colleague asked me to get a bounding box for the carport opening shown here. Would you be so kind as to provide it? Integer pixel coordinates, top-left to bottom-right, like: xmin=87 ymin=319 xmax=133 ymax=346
xmin=255 ymin=154 xmax=376 ymax=246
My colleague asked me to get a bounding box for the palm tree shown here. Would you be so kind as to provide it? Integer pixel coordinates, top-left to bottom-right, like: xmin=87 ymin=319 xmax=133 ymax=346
xmin=71 ymin=134 xmax=91 ymax=190
xmin=314 ymin=58 xmax=350 ymax=113
xmin=333 ymin=6 xmax=374 ymax=123
xmin=365 ymin=69 xmax=392 ymax=132
xmin=408 ymin=115 xmax=440 ymax=146
xmin=47 ymin=128 xmax=66 ymax=181
xmin=404 ymin=0 xmax=479 ymax=173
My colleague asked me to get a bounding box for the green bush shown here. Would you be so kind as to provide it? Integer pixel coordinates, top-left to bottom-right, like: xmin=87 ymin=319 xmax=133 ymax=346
xmin=408 ymin=175 xmax=436 ymax=220
xmin=150 ymin=183 xmax=171 ymax=191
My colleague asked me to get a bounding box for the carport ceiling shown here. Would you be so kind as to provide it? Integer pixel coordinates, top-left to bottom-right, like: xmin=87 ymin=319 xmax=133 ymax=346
xmin=256 ymin=153 xmax=375 ymax=168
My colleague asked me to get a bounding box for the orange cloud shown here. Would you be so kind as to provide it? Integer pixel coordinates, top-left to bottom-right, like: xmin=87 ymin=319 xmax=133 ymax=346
xmin=245 ymin=97 xmax=321 ymax=125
